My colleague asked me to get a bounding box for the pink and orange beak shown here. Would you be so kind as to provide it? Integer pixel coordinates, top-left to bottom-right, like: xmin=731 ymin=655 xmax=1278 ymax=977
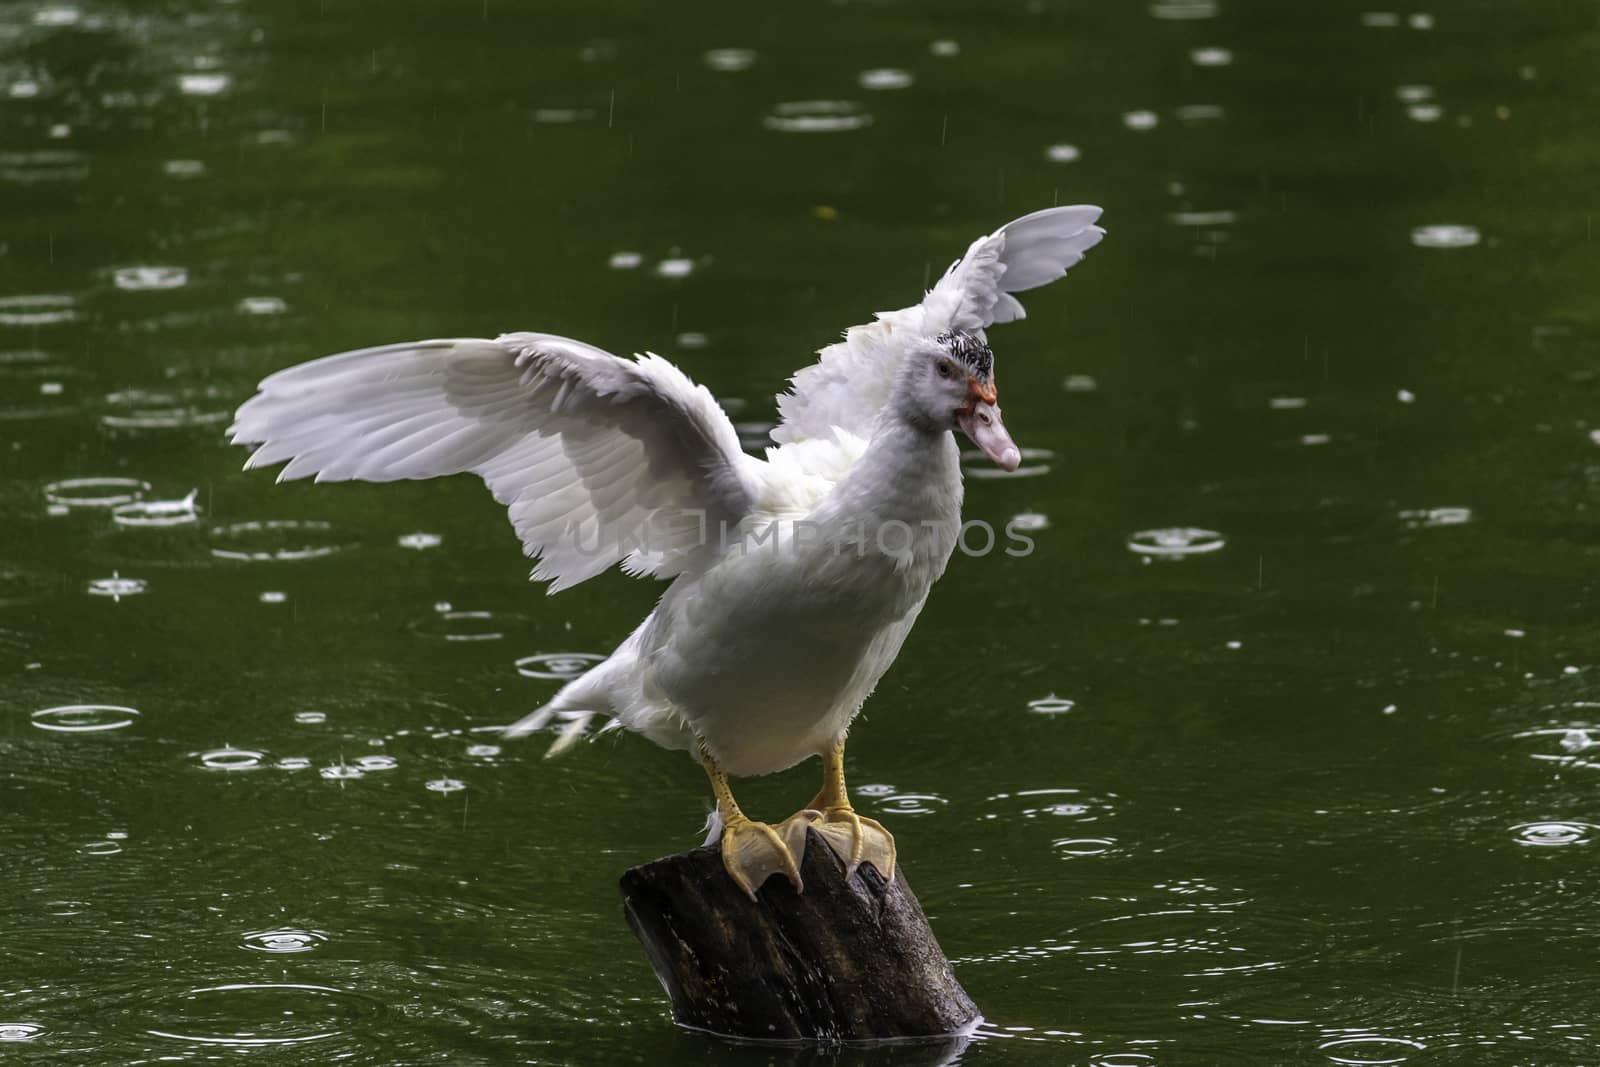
xmin=956 ymin=374 xmax=1021 ymax=472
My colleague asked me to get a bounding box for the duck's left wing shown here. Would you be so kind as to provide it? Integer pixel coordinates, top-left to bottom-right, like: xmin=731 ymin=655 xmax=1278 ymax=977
xmin=772 ymin=205 xmax=1104 ymax=446
xmin=229 ymin=332 xmax=757 ymax=592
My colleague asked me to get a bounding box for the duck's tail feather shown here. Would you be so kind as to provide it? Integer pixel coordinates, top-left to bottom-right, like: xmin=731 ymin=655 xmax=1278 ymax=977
xmin=505 ymin=666 xmax=624 ymax=756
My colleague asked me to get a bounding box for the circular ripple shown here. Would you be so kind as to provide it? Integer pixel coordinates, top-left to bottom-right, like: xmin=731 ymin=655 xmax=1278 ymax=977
xmin=703 ymin=48 xmax=756 ymax=72
xmin=989 ymin=787 xmax=1118 ymax=823
xmin=871 ymin=792 xmax=948 ymax=816
xmin=354 ymin=755 xmax=397 ymax=771
xmin=1319 ymin=1034 xmax=1426 ymax=1065
xmin=514 ymin=652 xmax=604 ymax=680
xmin=763 ymin=100 xmax=873 ymax=133
xmin=858 ymin=68 xmax=913 ymax=90
xmin=411 ymin=609 xmax=514 ymax=643
xmin=198 ymin=747 xmax=266 ymax=771
xmin=1054 ymin=836 xmax=1118 ymax=857
xmin=1511 ymin=821 xmax=1596 ymax=847
xmin=80 ymin=839 xmax=122 ymax=856
xmin=241 ymin=928 xmax=328 ymax=954
xmin=102 ymin=407 xmax=229 ymax=431
xmin=87 ymin=574 xmax=147 ymax=600
xmin=0 ymin=1023 xmax=44 ymax=1042
xmin=294 ymin=710 xmax=327 ymax=724
xmin=1128 ymin=527 xmax=1226 ymax=558
xmin=320 ymin=763 xmax=364 ymax=780
xmin=426 ymin=778 xmax=466 ymax=794
xmin=1011 ymin=512 xmax=1050 ymax=532
xmin=0 ymin=293 xmax=76 ymax=327
xmin=237 ymin=296 xmax=287 ymax=316
xmin=147 ymin=982 xmax=382 ymax=1047
xmin=1410 ymin=224 xmax=1479 ymax=249
xmin=396 ymin=531 xmax=441 ymax=549
xmin=210 ymin=520 xmax=352 ymax=562
xmin=44 ymin=477 xmax=149 ymax=509
xmin=114 ymin=265 xmax=187 ymax=290
xmin=1028 ymin=694 xmax=1075 ymax=715
xmin=1398 ymin=506 xmax=1471 ymax=529
xmin=32 ymin=704 xmax=140 ymax=733
xmin=112 ymin=492 xmax=201 ymax=527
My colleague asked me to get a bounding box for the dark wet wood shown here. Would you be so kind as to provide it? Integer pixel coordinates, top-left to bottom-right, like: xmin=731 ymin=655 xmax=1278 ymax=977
xmin=619 ymin=828 xmax=980 ymax=1043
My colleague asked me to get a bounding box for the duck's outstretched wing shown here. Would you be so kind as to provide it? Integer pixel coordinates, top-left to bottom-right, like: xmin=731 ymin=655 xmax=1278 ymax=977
xmin=772 ymin=205 xmax=1104 ymax=446
xmin=229 ymin=332 xmax=757 ymax=592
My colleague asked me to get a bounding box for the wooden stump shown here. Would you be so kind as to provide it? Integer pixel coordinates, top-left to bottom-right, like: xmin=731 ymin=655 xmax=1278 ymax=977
xmin=619 ymin=827 xmax=980 ymax=1043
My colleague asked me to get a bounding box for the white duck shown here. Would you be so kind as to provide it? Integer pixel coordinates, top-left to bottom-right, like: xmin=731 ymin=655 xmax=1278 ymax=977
xmin=229 ymin=205 xmax=1104 ymax=897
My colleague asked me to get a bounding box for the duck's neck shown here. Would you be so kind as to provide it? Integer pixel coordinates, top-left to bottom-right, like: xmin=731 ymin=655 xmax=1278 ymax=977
xmin=837 ymin=408 xmax=964 ymax=526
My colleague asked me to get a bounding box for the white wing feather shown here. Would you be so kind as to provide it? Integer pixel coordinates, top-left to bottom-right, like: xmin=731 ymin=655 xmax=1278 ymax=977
xmin=773 ymin=205 xmax=1104 ymax=446
xmin=228 ymin=332 xmax=757 ymax=592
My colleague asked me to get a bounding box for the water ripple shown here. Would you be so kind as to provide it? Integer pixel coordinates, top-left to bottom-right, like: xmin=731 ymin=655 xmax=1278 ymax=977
xmin=764 ymin=100 xmax=872 ymax=133
xmin=1318 ymin=1033 xmax=1426 ymax=1065
xmin=210 ymin=520 xmax=353 ymax=562
xmin=1511 ymin=821 xmax=1595 ymax=847
xmin=146 ymin=982 xmax=383 ymax=1047
xmin=241 ymin=928 xmax=328 ymax=954
xmin=198 ymin=747 xmax=266 ymax=771
xmin=44 ymin=477 xmax=149 ymax=509
xmin=514 ymin=652 xmax=604 ymax=680
xmin=1128 ymin=527 xmax=1226 ymax=559
xmin=32 ymin=704 xmax=140 ymax=733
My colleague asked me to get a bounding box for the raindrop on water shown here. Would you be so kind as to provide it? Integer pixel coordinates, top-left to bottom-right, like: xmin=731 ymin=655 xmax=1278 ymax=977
xmin=1410 ymin=224 xmax=1479 ymax=249
xmin=1511 ymin=821 xmax=1595 ymax=847
xmin=1190 ymin=46 xmax=1232 ymax=66
xmin=1028 ymin=694 xmax=1075 ymax=715
xmin=515 ymin=652 xmax=605 ymax=680
xmin=210 ymin=520 xmax=353 ymax=562
xmin=44 ymin=477 xmax=149 ymax=509
xmin=764 ymin=100 xmax=873 ymax=134
xmin=858 ymin=68 xmax=913 ymax=91
xmin=87 ymin=572 xmax=147 ymax=601
xmin=703 ymin=48 xmax=756 ymax=72
xmin=0 ymin=1023 xmax=44 ymax=1042
xmin=199 ymin=747 xmax=266 ymax=771
xmin=113 ymin=266 xmax=188 ymax=291
xmin=112 ymin=491 xmax=200 ymax=528
xmin=426 ymin=778 xmax=466 ymax=793
xmin=241 ymin=928 xmax=328 ymax=954
xmin=1127 ymin=527 xmax=1226 ymax=559
xmin=178 ymin=73 xmax=231 ymax=96
xmin=396 ymin=531 xmax=442 ymax=550
xmin=237 ymin=296 xmax=288 ymax=316
xmin=0 ymin=293 xmax=76 ymax=326
xmin=32 ymin=704 xmax=140 ymax=733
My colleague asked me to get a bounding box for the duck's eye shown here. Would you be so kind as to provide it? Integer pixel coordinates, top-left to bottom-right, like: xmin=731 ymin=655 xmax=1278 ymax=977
xmin=936 ymin=361 xmax=955 ymax=379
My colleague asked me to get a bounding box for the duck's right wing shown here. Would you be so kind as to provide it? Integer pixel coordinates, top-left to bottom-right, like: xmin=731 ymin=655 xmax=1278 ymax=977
xmin=229 ymin=332 xmax=758 ymax=592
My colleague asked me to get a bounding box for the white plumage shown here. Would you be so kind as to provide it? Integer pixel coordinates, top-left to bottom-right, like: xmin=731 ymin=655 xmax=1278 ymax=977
xmin=230 ymin=206 xmax=1103 ymax=890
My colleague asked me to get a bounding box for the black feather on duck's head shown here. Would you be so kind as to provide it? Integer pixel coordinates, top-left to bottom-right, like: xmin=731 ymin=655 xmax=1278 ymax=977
xmin=936 ymin=330 xmax=993 ymax=384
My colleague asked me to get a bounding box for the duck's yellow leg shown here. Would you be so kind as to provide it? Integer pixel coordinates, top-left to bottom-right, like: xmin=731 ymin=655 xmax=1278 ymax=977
xmin=779 ymin=738 xmax=897 ymax=881
xmin=701 ymin=744 xmax=803 ymax=899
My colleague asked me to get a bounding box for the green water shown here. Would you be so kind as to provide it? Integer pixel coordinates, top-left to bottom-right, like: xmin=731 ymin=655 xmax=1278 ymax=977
xmin=4 ymin=0 xmax=1598 ymax=1063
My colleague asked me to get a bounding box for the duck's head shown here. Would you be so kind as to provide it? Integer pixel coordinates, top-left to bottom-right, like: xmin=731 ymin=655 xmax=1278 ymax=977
xmin=907 ymin=330 xmax=1021 ymax=472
